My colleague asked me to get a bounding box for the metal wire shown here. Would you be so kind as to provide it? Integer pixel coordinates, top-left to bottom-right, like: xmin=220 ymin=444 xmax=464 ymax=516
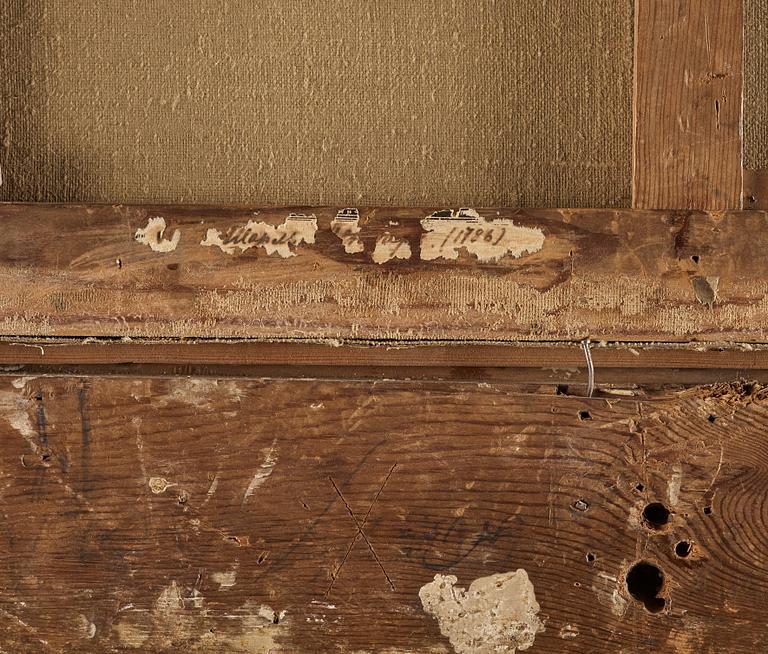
xmin=581 ymin=338 xmax=595 ymax=397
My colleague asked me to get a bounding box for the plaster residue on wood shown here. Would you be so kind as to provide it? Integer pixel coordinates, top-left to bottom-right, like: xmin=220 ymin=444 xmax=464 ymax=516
xmin=372 ymin=232 xmax=412 ymax=264
xmin=114 ymin=581 xmax=286 ymax=650
xmin=419 ymin=570 xmax=544 ymax=653
xmin=331 ymin=208 xmax=365 ymax=254
xmin=201 ymin=213 xmax=317 ymax=257
xmin=420 ymin=209 xmax=545 ymax=263
xmin=134 ymin=217 xmax=181 ymax=253
xmin=0 ymin=391 xmax=38 ymax=453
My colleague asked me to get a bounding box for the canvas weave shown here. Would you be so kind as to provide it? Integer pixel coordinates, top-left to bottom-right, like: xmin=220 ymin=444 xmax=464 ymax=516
xmin=0 ymin=0 xmax=633 ymax=207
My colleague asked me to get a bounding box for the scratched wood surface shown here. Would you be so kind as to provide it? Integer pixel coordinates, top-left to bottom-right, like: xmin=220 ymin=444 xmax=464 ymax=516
xmin=5 ymin=203 xmax=768 ymax=343
xmin=633 ymin=0 xmax=743 ymax=210
xmin=0 ymin=374 xmax=765 ymax=653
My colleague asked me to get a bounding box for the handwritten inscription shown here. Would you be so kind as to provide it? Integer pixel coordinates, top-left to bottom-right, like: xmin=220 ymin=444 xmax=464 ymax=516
xmin=134 ymin=217 xmax=181 ymax=253
xmin=372 ymin=232 xmax=412 ymax=264
xmin=420 ymin=208 xmax=545 ymax=263
xmin=331 ymin=208 xmax=365 ymax=254
xmin=201 ymin=213 xmax=318 ymax=258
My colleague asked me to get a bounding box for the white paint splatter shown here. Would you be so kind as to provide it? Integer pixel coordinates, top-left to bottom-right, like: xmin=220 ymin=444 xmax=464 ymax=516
xmin=419 ymin=570 xmax=544 ymax=653
xmin=420 ymin=209 xmax=545 ymax=263
xmin=11 ymin=377 xmax=36 ymax=389
xmin=243 ymin=439 xmax=278 ymax=502
xmin=201 ymin=213 xmax=317 ymax=257
xmin=134 ymin=217 xmax=181 ymax=253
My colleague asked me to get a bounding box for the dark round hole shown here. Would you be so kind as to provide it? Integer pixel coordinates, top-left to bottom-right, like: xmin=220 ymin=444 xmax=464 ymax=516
xmin=578 ymin=410 xmax=592 ymax=421
xmin=707 ymin=414 xmax=717 ymax=423
xmin=642 ymin=502 xmax=671 ymax=529
xmin=635 ymin=483 xmax=645 ymax=492
xmin=691 ymin=255 xmax=700 ymax=264
xmin=703 ymin=506 xmax=712 ymax=515
xmin=556 ymin=384 xmax=569 ymax=396
xmin=586 ymin=552 xmax=596 ymax=562
xmin=675 ymin=541 xmax=692 ymax=558
xmin=626 ymin=561 xmax=666 ymax=613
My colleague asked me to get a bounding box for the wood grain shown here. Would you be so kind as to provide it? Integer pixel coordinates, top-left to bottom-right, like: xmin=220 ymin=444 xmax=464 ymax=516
xmin=0 ymin=374 xmax=765 ymax=652
xmin=633 ymin=0 xmax=743 ymax=210
xmin=744 ymin=169 xmax=768 ymax=210
xmin=4 ymin=203 xmax=768 ymax=343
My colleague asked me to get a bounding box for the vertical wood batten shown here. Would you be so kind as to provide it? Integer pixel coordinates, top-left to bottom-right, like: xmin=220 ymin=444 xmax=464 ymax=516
xmin=633 ymin=0 xmax=744 ymax=210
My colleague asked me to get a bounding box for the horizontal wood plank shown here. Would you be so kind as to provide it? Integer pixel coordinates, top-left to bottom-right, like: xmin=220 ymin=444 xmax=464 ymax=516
xmin=0 ymin=375 xmax=765 ymax=652
xmin=4 ymin=203 xmax=768 ymax=343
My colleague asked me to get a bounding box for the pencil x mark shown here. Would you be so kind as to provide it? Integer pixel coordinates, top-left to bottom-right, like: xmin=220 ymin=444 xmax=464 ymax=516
xmin=326 ymin=463 xmax=397 ymax=595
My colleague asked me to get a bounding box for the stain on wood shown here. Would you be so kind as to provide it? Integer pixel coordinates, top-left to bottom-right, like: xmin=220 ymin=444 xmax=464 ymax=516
xmin=0 ymin=375 xmax=765 ymax=652
xmin=744 ymin=169 xmax=768 ymax=210
xmin=4 ymin=204 xmax=768 ymax=342
xmin=633 ymin=0 xmax=743 ymax=210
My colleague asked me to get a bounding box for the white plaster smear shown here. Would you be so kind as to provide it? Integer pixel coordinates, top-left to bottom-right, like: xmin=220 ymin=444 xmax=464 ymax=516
xmin=420 ymin=209 xmax=545 ymax=263
xmin=419 ymin=570 xmax=544 ymax=653
xmin=201 ymin=213 xmax=317 ymax=257
xmin=134 ymin=217 xmax=181 ymax=253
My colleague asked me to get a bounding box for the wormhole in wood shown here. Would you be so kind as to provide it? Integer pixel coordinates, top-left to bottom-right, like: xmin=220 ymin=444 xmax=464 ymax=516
xmin=703 ymin=506 xmax=713 ymax=515
xmin=691 ymin=255 xmax=700 ymax=264
xmin=707 ymin=414 xmax=717 ymax=423
xmin=586 ymin=552 xmax=596 ymax=562
xmin=578 ymin=410 xmax=592 ymax=421
xmin=642 ymin=502 xmax=671 ymax=529
xmin=675 ymin=541 xmax=693 ymax=558
xmin=635 ymin=483 xmax=645 ymax=492
xmin=626 ymin=561 xmax=666 ymax=613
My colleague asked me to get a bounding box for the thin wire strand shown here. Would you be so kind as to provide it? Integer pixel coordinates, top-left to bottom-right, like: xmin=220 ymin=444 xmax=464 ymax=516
xmin=581 ymin=338 xmax=594 ymax=397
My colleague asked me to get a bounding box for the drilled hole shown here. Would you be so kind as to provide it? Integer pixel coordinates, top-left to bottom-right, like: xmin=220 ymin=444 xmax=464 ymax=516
xmin=675 ymin=541 xmax=692 ymax=558
xmin=626 ymin=561 xmax=666 ymax=613
xmin=642 ymin=502 xmax=671 ymax=529
xmin=573 ymin=499 xmax=589 ymax=512
xmin=578 ymin=410 xmax=592 ymax=421
xmin=586 ymin=552 xmax=596 ymax=562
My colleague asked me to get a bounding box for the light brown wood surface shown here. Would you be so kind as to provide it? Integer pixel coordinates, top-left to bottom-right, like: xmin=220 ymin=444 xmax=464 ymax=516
xmin=633 ymin=0 xmax=743 ymax=210
xmin=0 ymin=374 xmax=765 ymax=653
xmin=4 ymin=203 xmax=768 ymax=343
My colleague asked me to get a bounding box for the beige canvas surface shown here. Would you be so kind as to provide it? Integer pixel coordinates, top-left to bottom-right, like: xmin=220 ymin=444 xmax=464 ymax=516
xmin=746 ymin=0 xmax=768 ymax=170
xmin=0 ymin=0 xmax=633 ymax=207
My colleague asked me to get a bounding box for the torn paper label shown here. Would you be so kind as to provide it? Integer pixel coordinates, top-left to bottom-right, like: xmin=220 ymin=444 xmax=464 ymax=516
xmin=372 ymin=232 xmax=412 ymax=264
xmin=135 ymin=217 xmax=181 ymax=253
xmin=420 ymin=208 xmax=545 ymax=263
xmin=201 ymin=213 xmax=317 ymax=257
xmin=331 ymin=208 xmax=365 ymax=254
